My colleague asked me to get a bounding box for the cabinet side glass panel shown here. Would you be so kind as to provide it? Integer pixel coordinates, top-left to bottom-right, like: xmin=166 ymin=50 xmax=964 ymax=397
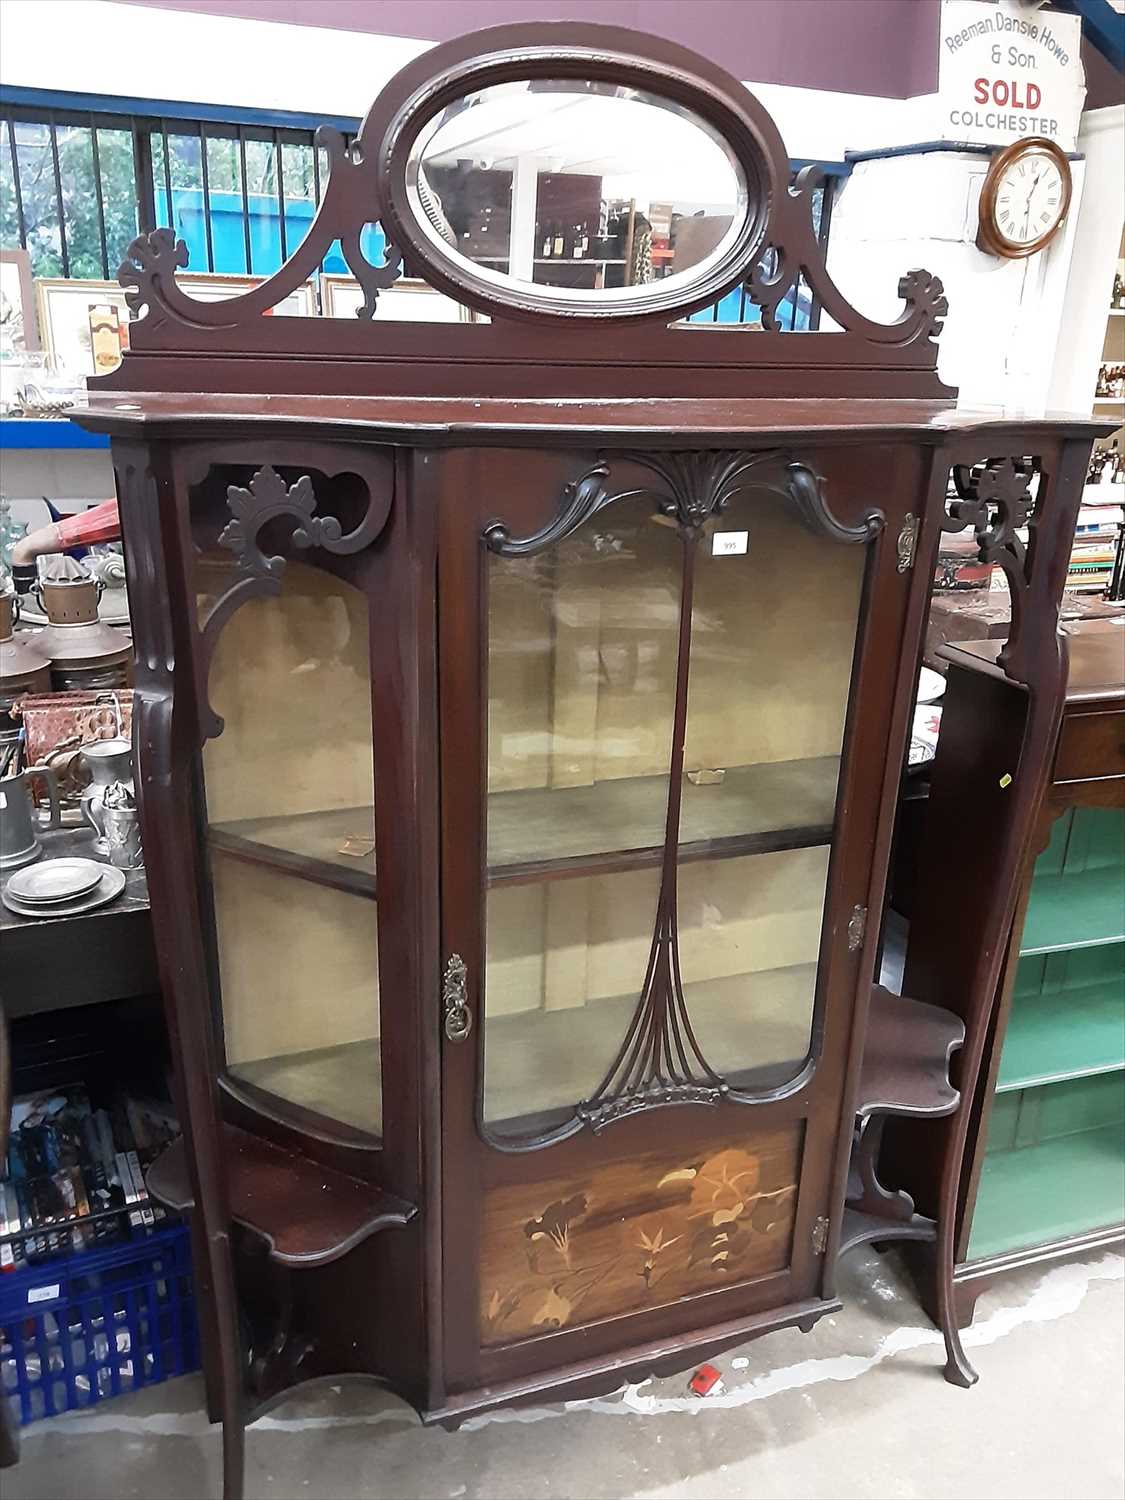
xmin=200 ymin=555 xmax=382 ymax=1138
xmin=483 ymin=495 xmax=679 ymax=1135
xmin=678 ymin=497 xmax=865 ymax=1087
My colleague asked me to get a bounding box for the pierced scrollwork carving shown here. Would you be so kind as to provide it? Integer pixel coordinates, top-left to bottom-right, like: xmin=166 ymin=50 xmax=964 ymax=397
xmin=196 ymin=461 xmax=391 ymax=740
xmin=746 ymin=243 xmax=798 ymax=333
xmin=485 ymin=452 xmax=885 ymax=558
xmin=945 ymin=456 xmax=1038 ymax=672
xmin=218 ymin=465 xmax=381 ymax=577
xmin=896 ymin=269 xmax=949 ymax=343
xmin=118 ymin=227 xmax=190 ymax=320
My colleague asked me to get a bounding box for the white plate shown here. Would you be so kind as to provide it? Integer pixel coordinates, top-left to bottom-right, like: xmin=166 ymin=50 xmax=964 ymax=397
xmin=2 ymin=865 xmax=126 ymax=919
xmin=917 ymin=667 xmax=946 ymax=704
xmin=6 ymin=856 xmax=105 ymax=903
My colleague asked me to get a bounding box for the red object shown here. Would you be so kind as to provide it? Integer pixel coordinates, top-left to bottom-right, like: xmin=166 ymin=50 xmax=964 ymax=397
xmin=55 ymin=498 xmax=120 ymax=549
xmin=688 ymin=1363 xmax=723 ymax=1396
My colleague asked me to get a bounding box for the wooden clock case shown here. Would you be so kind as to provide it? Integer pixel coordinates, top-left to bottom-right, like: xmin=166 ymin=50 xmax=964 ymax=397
xmin=71 ymin=24 xmax=1109 ymax=1498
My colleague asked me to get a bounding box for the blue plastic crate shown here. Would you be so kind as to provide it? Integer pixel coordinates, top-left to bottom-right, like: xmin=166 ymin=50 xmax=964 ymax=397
xmin=0 ymin=1222 xmax=197 ymax=1426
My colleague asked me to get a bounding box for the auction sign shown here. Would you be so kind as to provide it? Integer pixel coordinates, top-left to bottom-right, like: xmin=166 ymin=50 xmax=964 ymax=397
xmin=939 ymin=0 xmax=1085 ymax=151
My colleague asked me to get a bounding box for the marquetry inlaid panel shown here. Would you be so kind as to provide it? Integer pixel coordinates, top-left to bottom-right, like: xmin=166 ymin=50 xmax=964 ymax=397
xmin=480 ymin=1123 xmax=802 ymax=1346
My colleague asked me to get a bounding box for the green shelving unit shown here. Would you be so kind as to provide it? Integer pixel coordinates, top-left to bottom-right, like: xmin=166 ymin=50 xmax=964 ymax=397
xmin=968 ymin=808 xmax=1125 ymax=1262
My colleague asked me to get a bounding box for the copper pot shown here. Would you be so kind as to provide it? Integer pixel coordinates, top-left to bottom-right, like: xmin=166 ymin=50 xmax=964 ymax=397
xmin=34 ymin=570 xmax=131 ymax=691
xmin=0 ymin=591 xmax=52 ymax=726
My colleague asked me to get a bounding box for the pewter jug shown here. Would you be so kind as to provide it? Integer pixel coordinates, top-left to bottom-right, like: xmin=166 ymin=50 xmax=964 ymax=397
xmin=102 ymin=780 xmax=144 ymax=870
xmin=0 ymin=764 xmax=61 ymax=870
xmin=80 ymin=737 xmax=134 ymax=853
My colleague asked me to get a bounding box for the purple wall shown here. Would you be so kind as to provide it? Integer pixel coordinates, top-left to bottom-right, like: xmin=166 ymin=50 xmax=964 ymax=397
xmin=116 ymin=0 xmax=943 ymax=99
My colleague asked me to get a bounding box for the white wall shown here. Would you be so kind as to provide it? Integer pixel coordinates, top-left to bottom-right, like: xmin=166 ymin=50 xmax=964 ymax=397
xmin=826 ymin=148 xmax=1088 ymax=409
xmin=0 ymin=0 xmax=930 ymax=162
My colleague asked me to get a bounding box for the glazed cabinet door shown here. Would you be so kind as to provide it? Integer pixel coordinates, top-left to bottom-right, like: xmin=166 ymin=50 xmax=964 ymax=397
xmin=172 ymin=443 xmax=410 ymax=1160
xmin=436 ymin=443 xmax=929 ymax=1400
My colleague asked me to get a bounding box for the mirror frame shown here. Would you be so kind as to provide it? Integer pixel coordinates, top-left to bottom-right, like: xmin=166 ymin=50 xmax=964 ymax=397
xmin=369 ymin=25 xmax=783 ymax=325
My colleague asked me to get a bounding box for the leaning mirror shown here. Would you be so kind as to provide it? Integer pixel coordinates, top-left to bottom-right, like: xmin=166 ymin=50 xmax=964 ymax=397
xmin=405 ymin=81 xmax=750 ymax=308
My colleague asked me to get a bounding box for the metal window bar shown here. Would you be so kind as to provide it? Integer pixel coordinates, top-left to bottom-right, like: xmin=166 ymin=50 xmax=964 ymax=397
xmin=89 ymin=116 xmax=110 ymax=278
xmin=274 ymin=128 xmax=288 ymax=263
xmin=237 ymin=125 xmax=252 ymax=274
xmin=47 ymin=112 xmax=70 ymax=277
xmin=159 ymin=120 xmax=174 ymax=229
xmin=6 ymin=118 xmax=28 ymax=247
xmin=198 ymin=121 xmax=215 ymax=272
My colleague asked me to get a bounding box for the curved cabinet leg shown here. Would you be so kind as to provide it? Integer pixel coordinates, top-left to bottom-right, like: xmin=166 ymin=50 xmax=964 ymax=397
xmin=936 ymin=1136 xmax=978 ymax=1388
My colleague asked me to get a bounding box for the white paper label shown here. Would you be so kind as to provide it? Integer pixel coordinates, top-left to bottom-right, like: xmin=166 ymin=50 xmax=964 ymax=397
xmin=712 ymin=530 xmax=749 ymax=557
xmin=28 ymin=1284 xmax=60 ymax=1304
xmin=0 ymin=792 xmax=6 ymax=809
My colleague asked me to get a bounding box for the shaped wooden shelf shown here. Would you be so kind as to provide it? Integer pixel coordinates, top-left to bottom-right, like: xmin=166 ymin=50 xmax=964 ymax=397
xmin=146 ymin=1123 xmax=415 ymax=1268
xmin=855 ymin=986 xmax=965 ymax=1119
xmin=487 ymin=755 xmax=838 ymax=884
xmin=209 ymin=808 xmax=377 ymax=899
xmin=838 ymin=1205 xmax=937 ymax=1258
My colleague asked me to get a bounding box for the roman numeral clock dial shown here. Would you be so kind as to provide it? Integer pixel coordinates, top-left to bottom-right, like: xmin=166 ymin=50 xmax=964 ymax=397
xmin=978 ymin=137 xmax=1073 ymax=261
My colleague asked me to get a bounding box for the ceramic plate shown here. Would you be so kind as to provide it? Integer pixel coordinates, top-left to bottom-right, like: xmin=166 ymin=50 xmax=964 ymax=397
xmin=916 ymin=666 xmax=946 ymax=704
xmin=2 ymin=865 xmax=126 ymax=919
xmin=6 ymin=856 xmax=105 ymax=903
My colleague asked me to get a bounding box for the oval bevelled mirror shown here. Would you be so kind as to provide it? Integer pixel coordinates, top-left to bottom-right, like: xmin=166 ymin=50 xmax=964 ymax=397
xmin=404 ymin=81 xmax=751 ymax=311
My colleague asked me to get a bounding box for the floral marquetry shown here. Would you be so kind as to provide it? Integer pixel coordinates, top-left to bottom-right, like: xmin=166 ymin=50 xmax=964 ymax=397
xmin=480 ymin=1129 xmax=802 ymax=1345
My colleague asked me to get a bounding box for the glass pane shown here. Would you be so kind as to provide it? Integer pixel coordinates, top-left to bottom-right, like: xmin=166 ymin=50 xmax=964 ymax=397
xmin=409 ymin=81 xmax=747 ymax=305
xmin=201 ymin=557 xmax=381 ymax=1136
xmin=677 ymin=497 xmax=865 ymax=1084
xmin=483 ymin=495 xmax=681 ymax=1131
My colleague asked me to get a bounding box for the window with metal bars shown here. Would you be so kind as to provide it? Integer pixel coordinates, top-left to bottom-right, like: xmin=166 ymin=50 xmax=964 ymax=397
xmin=0 ymin=102 xmax=836 ymax=325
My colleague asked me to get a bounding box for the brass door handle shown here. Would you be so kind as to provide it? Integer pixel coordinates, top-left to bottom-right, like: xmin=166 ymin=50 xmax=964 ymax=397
xmin=442 ymin=953 xmax=472 ymax=1042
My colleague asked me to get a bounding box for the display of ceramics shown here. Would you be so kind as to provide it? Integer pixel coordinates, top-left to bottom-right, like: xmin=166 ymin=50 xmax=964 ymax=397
xmin=6 ymin=855 xmax=105 ymax=904
xmin=1 ymin=862 xmax=126 ymax=918
xmin=916 ymin=666 xmax=947 ymax=704
xmin=909 ymin=703 xmax=943 ymax=766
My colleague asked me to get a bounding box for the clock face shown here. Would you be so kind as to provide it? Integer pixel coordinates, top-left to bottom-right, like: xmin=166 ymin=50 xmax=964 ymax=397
xmin=991 ymin=147 xmax=1068 ymax=252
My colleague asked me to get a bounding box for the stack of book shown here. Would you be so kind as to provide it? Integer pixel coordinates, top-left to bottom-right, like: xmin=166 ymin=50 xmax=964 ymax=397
xmin=1 ymin=1087 xmax=178 ymax=1269
xmin=1069 ymin=488 xmax=1125 ymax=596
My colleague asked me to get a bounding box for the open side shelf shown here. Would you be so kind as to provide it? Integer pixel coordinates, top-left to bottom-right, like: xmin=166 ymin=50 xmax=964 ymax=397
xmin=838 ymin=1206 xmax=936 ymax=1258
xmin=855 ymin=986 xmax=965 ymax=1119
xmin=146 ymin=1124 xmax=415 ymax=1268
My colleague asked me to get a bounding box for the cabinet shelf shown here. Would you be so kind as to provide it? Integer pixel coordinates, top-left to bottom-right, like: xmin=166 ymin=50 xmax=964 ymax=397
xmin=997 ymin=977 xmax=1125 ymax=1092
xmin=854 ymin=986 xmax=964 ymax=1118
xmin=487 ymin=754 xmax=839 ymax=885
xmin=967 ymin=1124 xmax=1125 ymax=1260
xmin=209 ymin=807 xmax=377 ymax=898
xmin=233 ymin=963 xmax=818 ymax=1139
xmin=1020 ymin=871 xmax=1125 ymax=955
xmin=146 ymin=1124 xmax=414 ymax=1267
xmin=209 ymin=756 xmax=840 ymax=896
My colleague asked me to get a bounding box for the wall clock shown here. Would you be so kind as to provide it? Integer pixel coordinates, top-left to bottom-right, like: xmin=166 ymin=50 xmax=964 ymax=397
xmin=977 ymin=137 xmax=1072 ymax=260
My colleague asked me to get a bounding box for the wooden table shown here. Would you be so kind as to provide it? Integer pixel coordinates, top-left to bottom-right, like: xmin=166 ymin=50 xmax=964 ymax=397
xmin=1 ymin=825 xmax=156 ymax=1017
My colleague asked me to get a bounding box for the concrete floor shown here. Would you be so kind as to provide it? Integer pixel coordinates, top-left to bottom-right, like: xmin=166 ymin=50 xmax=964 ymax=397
xmin=5 ymin=1246 xmax=1123 ymax=1500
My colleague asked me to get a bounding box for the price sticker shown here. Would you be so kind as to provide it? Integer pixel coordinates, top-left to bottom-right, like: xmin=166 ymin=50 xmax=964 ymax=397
xmin=712 ymin=530 xmax=749 ymax=557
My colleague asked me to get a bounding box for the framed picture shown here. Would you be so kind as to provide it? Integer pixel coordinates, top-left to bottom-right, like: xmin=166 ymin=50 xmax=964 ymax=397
xmin=0 ymin=248 xmax=39 ymax=351
xmin=178 ymin=274 xmax=317 ymax=317
xmin=35 ymin=279 xmax=131 ymax=376
xmin=321 ymin=274 xmax=476 ymax=322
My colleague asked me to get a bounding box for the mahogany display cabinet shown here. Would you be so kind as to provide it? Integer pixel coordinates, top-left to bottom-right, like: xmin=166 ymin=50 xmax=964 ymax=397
xmin=70 ymin=24 xmax=1109 ymax=1497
